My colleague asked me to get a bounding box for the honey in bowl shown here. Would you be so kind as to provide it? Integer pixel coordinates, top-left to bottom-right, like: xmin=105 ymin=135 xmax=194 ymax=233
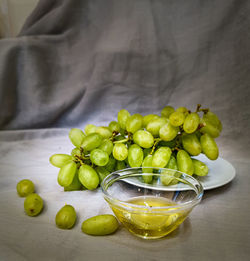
xmin=111 ymin=195 xmax=190 ymax=239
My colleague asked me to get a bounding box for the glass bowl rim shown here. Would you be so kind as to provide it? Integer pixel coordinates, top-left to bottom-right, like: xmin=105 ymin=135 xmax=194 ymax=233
xmin=101 ymin=167 xmax=204 ymax=213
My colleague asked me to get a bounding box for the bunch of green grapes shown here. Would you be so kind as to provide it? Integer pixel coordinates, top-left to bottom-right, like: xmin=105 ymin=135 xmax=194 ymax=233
xmin=50 ymin=104 xmax=222 ymax=189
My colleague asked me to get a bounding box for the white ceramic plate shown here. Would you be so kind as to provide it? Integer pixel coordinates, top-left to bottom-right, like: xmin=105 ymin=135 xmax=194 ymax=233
xmin=124 ymin=155 xmax=236 ymax=191
xmin=192 ymin=154 xmax=236 ymax=190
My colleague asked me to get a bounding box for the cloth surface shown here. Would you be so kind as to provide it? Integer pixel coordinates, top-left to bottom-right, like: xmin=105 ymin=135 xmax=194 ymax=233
xmin=0 ymin=128 xmax=249 ymax=261
xmin=0 ymin=0 xmax=250 ymax=260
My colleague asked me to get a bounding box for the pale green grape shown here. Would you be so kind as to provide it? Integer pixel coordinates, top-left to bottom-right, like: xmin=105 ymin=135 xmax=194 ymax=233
xmin=98 ymin=139 xmax=113 ymax=155
xmin=133 ymin=130 xmax=154 ymax=148
xmin=49 ymin=154 xmax=73 ymax=168
xmin=161 ymin=106 xmax=175 ymax=118
xmin=16 ymin=179 xmax=35 ymax=197
xmin=176 ymin=107 xmax=188 ymax=114
xmin=169 ymin=111 xmax=185 ymax=127
xmin=55 ymin=205 xmax=77 ymax=229
xmin=159 ymin=122 xmax=179 ymax=141
xmin=128 ymin=144 xmax=144 ymax=167
xmin=108 ymin=121 xmax=120 ymax=133
xmin=183 ymin=112 xmax=200 ymax=133
xmin=142 ymin=114 xmax=159 ymax=128
xmin=90 ymin=149 xmax=109 ymax=166
xmin=161 ymin=155 xmax=179 ymax=185
xmin=69 ymin=128 xmax=85 ymax=148
xmin=182 ymin=133 xmax=202 ymax=156
xmin=64 ymin=169 xmax=82 ymax=191
xmin=117 ymin=109 xmax=131 ymax=129
xmin=112 ymin=143 xmax=128 ymax=161
xmin=203 ymin=111 xmax=222 ymax=131
xmin=57 ymin=162 xmax=77 ymax=187
xmin=81 ymin=215 xmax=119 ymax=236
xmin=81 ymin=133 xmax=103 ymax=152
xmin=152 ymin=147 xmax=172 ymax=168
xmin=146 ymin=117 xmax=168 ymax=137
xmin=192 ymin=159 xmax=209 ymax=176
xmin=126 ymin=113 xmax=143 ymax=133
xmin=96 ymin=126 xmax=112 ymax=139
xmin=71 ymin=148 xmax=82 ymax=157
xmin=78 ymin=165 xmax=99 ymax=190
xmin=200 ymin=133 xmax=219 ymax=160
xmin=95 ymin=166 xmax=110 ymax=183
xmin=24 ymin=193 xmax=43 ymax=217
xmin=176 ymin=150 xmax=194 ymax=175
xmin=142 ymin=155 xmax=153 ymax=183
xmin=85 ymin=124 xmax=97 ymax=135
xmin=200 ymin=118 xmax=220 ymax=138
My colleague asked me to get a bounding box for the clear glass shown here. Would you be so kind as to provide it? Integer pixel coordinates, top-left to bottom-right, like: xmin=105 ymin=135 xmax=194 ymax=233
xmin=101 ymin=167 xmax=203 ymax=239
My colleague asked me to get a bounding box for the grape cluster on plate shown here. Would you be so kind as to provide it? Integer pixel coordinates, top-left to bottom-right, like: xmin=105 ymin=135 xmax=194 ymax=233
xmin=50 ymin=104 xmax=222 ymax=190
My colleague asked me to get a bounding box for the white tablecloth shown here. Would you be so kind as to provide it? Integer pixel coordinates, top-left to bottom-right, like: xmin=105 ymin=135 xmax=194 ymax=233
xmin=0 ymin=128 xmax=249 ymax=261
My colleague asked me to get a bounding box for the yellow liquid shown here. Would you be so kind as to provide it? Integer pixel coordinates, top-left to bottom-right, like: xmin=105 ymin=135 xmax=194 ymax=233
xmin=111 ymin=196 xmax=190 ymax=239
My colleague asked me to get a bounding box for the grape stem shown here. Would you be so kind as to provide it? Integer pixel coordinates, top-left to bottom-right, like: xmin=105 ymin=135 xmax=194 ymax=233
xmin=150 ymin=138 xmax=161 ymax=155
xmin=113 ymin=138 xmax=129 ymax=144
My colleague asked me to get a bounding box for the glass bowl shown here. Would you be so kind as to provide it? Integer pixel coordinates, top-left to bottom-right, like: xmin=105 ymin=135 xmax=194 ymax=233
xmin=101 ymin=167 xmax=203 ymax=239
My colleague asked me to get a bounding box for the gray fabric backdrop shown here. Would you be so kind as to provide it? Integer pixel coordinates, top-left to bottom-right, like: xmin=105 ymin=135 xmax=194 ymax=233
xmin=0 ymin=1 xmax=250 ymax=260
xmin=0 ymin=0 xmax=249 ymax=133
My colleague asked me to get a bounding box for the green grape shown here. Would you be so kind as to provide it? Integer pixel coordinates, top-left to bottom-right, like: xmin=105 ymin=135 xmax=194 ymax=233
xmin=64 ymin=169 xmax=82 ymax=191
xmin=57 ymin=161 xmax=77 ymax=187
xmin=55 ymin=205 xmax=77 ymax=229
xmin=192 ymin=159 xmax=209 ymax=176
xmin=182 ymin=133 xmax=202 ymax=156
xmin=161 ymin=156 xmax=180 ymax=186
xmin=133 ymin=130 xmax=154 ymax=148
xmin=117 ymin=109 xmax=131 ymax=129
xmin=126 ymin=113 xmax=143 ymax=133
xmin=108 ymin=121 xmax=120 ymax=133
xmin=128 ymin=144 xmax=144 ymax=167
xmin=142 ymin=114 xmax=159 ymax=128
xmin=146 ymin=117 xmax=168 ymax=137
xmin=152 ymin=147 xmax=172 ymax=168
xmin=71 ymin=148 xmax=82 ymax=158
xmin=81 ymin=133 xmax=103 ymax=152
xmin=203 ymin=111 xmax=222 ymax=131
xmin=16 ymin=179 xmax=35 ymax=197
xmin=112 ymin=143 xmax=128 ymax=161
xmin=161 ymin=106 xmax=175 ymax=118
xmin=116 ymin=160 xmax=126 ymax=170
xmin=24 ymin=193 xmax=43 ymax=217
xmin=104 ymin=155 xmax=117 ymax=172
xmin=143 ymin=148 xmax=152 ymax=157
xmin=142 ymin=155 xmax=153 ymax=183
xmin=200 ymin=133 xmax=219 ymax=160
xmin=176 ymin=107 xmax=188 ymax=114
xmin=159 ymin=122 xmax=179 ymax=141
xmin=95 ymin=166 xmax=110 ymax=183
xmin=200 ymin=118 xmax=220 ymax=138
xmin=81 ymin=214 xmax=119 ymax=236
xmin=98 ymin=139 xmax=113 ymax=155
xmin=49 ymin=154 xmax=73 ymax=168
xmin=183 ymin=112 xmax=200 ymax=133
xmin=90 ymin=149 xmax=109 ymax=166
xmin=169 ymin=111 xmax=185 ymax=127
xmin=96 ymin=126 xmax=112 ymax=139
xmin=85 ymin=124 xmax=97 ymax=135
xmin=176 ymin=150 xmax=194 ymax=176
xmin=78 ymin=165 xmax=99 ymax=190
xmin=69 ymin=128 xmax=85 ymax=148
